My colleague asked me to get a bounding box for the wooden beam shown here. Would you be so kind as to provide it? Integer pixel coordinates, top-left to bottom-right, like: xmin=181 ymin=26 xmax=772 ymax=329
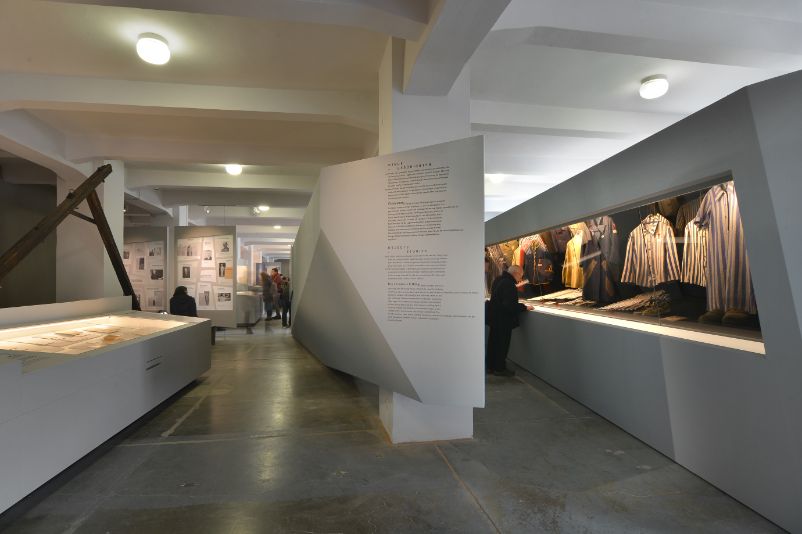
xmin=86 ymin=190 xmax=141 ymax=311
xmin=0 ymin=164 xmax=111 ymax=284
xmin=69 ymin=210 xmax=96 ymax=225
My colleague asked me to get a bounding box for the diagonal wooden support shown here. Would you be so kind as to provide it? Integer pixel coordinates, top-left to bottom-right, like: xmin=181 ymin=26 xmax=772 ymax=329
xmin=0 ymin=164 xmax=141 ymax=311
xmin=86 ymin=190 xmax=140 ymax=311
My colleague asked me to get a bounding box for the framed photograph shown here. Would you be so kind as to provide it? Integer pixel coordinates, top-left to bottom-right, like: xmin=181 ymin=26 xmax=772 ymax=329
xmin=213 ymin=285 xmax=233 ymax=310
xmin=214 ymin=235 xmax=233 ymax=259
xmin=197 ymin=283 xmax=213 ymax=310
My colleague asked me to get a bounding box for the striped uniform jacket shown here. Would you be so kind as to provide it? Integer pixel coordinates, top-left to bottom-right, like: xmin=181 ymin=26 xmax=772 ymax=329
xmin=681 ymin=223 xmax=708 ymax=287
xmin=694 ymin=181 xmax=757 ymax=314
xmin=621 ymin=213 xmax=680 ymax=287
xmin=675 ymin=196 xmax=702 ymax=235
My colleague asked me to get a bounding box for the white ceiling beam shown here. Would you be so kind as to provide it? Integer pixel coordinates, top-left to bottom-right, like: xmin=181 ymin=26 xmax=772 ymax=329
xmin=0 ymin=110 xmax=91 ymax=182
xmin=65 ymin=135 xmax=362 ymax=167
xmin=471 ymin=99 xmax=684 ymax=138
xmin=492 ymin=0 xmax=802 ymax=69
xmin=47 ymin=0 xmax=429 ymax=40
xmin=126 ymin=169 xmax=317 ymax=193
xmin=124 ymin=188 xmax=170 ymax=215
xmin=0 ymin=73 xmax=378 ymax=133
xmin=403 ymin=0 xmax=511 ymax=95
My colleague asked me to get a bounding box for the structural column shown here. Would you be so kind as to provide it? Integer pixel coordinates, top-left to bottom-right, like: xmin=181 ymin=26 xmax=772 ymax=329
xmin=56 ymin=160 xmax=125 ymax=302
xmin=377 ymin=37 xmax=475 ymax=443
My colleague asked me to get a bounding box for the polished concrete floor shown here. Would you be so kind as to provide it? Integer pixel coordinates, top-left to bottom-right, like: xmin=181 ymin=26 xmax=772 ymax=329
xmin=0 ymin=322 xmax=783 ymax=533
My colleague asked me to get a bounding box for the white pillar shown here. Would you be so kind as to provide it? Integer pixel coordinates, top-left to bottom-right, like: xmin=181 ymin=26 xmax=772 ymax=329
xmin=56 ymin=160 xmax=125 ymax=302
xmin=176 ymin=205 xmax=189 ymax=226
xmin=377 ymin=38 xmax=475 ymax=443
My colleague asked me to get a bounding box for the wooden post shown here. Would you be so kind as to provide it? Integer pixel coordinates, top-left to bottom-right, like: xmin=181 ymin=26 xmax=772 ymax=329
xmin=86 ymin=190 xmax=141 ymax=311
xmin=0 ymin=165 xmax=112 ymax=284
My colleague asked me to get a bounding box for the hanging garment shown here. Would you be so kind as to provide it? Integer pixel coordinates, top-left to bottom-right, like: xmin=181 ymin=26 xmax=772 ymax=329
xmin=512 ymin=245 xmax=523 ymax=267
xmin=498 ymin=240 xmax=518 ymax=268
xmin=681 ymin=222 xmax=708 ymax=287
xmin=562 ymin=224 xmax=588 ymax=289
xmin=486 ymin=244 xmax=506 ymax=276
xmin=581 ymin=216 xmax=620 ymax=304
xmin=694 ymin=181 xmax=757 ymax=313
xmin=519 ymin=234 xmax=553 ymax=285
xmin=621 ymin=213 xmax=680 ymax=287
xmin=485 ymin=250 xmax=501 ymax=298
xmin=675 ymin=196 xmax=703 ymax=236
xmin=550 ymin=227 xmax=573 ymax=254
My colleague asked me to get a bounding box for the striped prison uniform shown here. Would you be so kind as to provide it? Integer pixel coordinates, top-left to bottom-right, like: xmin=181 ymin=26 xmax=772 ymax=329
xmin=694 ymin=181 xmax=757 ymax=314
xmin=621 ymin=213 xmax=680 ymax=287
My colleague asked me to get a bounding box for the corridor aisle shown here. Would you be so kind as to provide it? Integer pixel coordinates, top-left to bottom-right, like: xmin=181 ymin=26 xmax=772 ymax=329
xmin=0 ymin=324 xmax=781 ymax=533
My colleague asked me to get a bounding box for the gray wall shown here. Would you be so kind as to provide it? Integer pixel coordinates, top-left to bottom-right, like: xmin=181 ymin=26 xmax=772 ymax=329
xmin=0 ymin=180 xmax=56 ymax=308
xmin=487 ymin=71 xmax=802 ymax=532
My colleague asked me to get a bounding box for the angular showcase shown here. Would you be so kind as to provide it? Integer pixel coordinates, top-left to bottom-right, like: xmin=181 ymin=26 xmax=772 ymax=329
xmin=292 ymin=136 xmax=485 ymax=441
xmin=485 ymin=71 xmax=802 ymax=533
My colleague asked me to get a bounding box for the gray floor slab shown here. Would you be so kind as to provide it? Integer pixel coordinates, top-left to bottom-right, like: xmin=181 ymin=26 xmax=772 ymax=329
xmin=0 ymin=321 xmax=783 ymax=533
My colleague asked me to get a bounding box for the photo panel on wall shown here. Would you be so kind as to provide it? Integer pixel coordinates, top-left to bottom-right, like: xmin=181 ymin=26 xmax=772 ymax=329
xmin=214 ymin=235 xmax=234 ymax=259
xmin=201 ymin=237 xmax=215 ymax=268
xmin=197 ymin=282 xmax=213 ymax=310
xmin=213 ymin=285 xmax=233 ymax=310
xmin=177 ymin=238 xmax=202 ymax=260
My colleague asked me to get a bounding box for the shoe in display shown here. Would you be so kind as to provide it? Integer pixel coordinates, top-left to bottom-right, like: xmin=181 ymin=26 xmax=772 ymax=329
xmin=698 ymin=309 xmax=725 ymax=324
xmin=722 ymin=309 xmax=754 ymax=327
xmin=640 ymin=301 xmax=671 ymax=317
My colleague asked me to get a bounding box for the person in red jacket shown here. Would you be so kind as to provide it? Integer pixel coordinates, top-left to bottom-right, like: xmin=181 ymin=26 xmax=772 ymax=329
xmin=486 ymin=265 xmax=532 ymax=376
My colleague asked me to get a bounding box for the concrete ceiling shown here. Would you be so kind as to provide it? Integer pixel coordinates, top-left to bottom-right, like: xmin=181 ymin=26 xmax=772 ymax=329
xmin=476 ymin=0 xmax=802 ymax=219
xmin=1 ymin=0 xmax=801 ymax=231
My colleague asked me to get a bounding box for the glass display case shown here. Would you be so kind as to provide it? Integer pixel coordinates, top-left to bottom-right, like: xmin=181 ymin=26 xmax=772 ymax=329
xmin=0 ymin=312 xmax=190 ymax=371
xmin=486 ymin=178 xmax=761 ymax=340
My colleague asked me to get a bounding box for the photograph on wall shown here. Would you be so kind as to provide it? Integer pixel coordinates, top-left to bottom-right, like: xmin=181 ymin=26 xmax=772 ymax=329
xmin=197 ymin=283 xmax=213 ymax=310
xmin=217 ymin=260 xmax=233 ymax=281
xmin=200 ymin=269 xmax=217 ymax=282
xmin=136 ymin=256 xmax=146 ymax=272
xmin=179 ymin=261 xmax=196 ymax=281
xmin=149 ymin=264 xmax=164 ymax=281
xmin=144 ymin=288 xmax=164 ymax=310
xmin=177 ymin=238 xmax=202 ymax=259
xmin=122 ymin=246 xmax=132 ymax=267
xmin=201 ymin=237 xmax=215 ymax=268
xmin=147 ymin=241 xmax=164 ymax=258
xmin=213 ymin=285 xmax=233 ymax=310
xmin=214 ymin=235 xmax=233 ymax=259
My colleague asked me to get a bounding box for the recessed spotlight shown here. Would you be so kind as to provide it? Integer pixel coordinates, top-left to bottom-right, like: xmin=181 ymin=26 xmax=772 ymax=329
xmin=204 ymin=206 xmax=211 ymax=214
xmin=225 ymin=164 xmax=243 ymax=176
xmin=136 ymin=33 xmax=170 ymax=65
xmin=257 ymin=205 xmax=270 ymax=213
xmin=273 ymin=225 xmax=282 ymax=229
xmin=639 ymin=75 xmax=669 ymax=100
xmin=486 ymin=174 xmax=505 ymax=184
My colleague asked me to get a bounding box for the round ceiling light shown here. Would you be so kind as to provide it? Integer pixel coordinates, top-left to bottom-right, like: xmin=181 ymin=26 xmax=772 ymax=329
xmin=639 ymin=75 xmax=669 ymax=100
xmin=257 ymin=205 xmax=270 ymax=212
xmin=225 ymin=164 xmax=243 ymax=176
xmin=136 ymin=33 xmax=170 ymax=65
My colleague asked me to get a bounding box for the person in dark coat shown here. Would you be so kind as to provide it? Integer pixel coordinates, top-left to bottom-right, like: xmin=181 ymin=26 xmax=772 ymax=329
xmin=486 ymin=265 xmax=532 ymax=376
xmin=169 ymin=286 xmax=197 ymax=317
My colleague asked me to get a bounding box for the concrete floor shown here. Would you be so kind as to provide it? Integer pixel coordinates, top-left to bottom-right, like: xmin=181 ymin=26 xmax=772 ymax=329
xmin=0 ymin=322 xmax=783 ymax=533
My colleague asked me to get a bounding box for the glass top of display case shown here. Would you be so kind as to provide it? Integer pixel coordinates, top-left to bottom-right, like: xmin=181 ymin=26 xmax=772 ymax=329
xmin=0 ymin=312 xmax=192 ymax=372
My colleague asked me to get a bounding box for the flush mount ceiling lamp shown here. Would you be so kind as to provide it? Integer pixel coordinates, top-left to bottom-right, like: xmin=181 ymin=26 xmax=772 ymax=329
xmin=225 ymin=163 xmax=243 ymax=176
xmin=136 ymin=33 xmax=170 ymax=65
xmin=639 ymin=74 xmax=669 ymax=100
xmin=257 ymin=205 xmax=270 ymax=212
